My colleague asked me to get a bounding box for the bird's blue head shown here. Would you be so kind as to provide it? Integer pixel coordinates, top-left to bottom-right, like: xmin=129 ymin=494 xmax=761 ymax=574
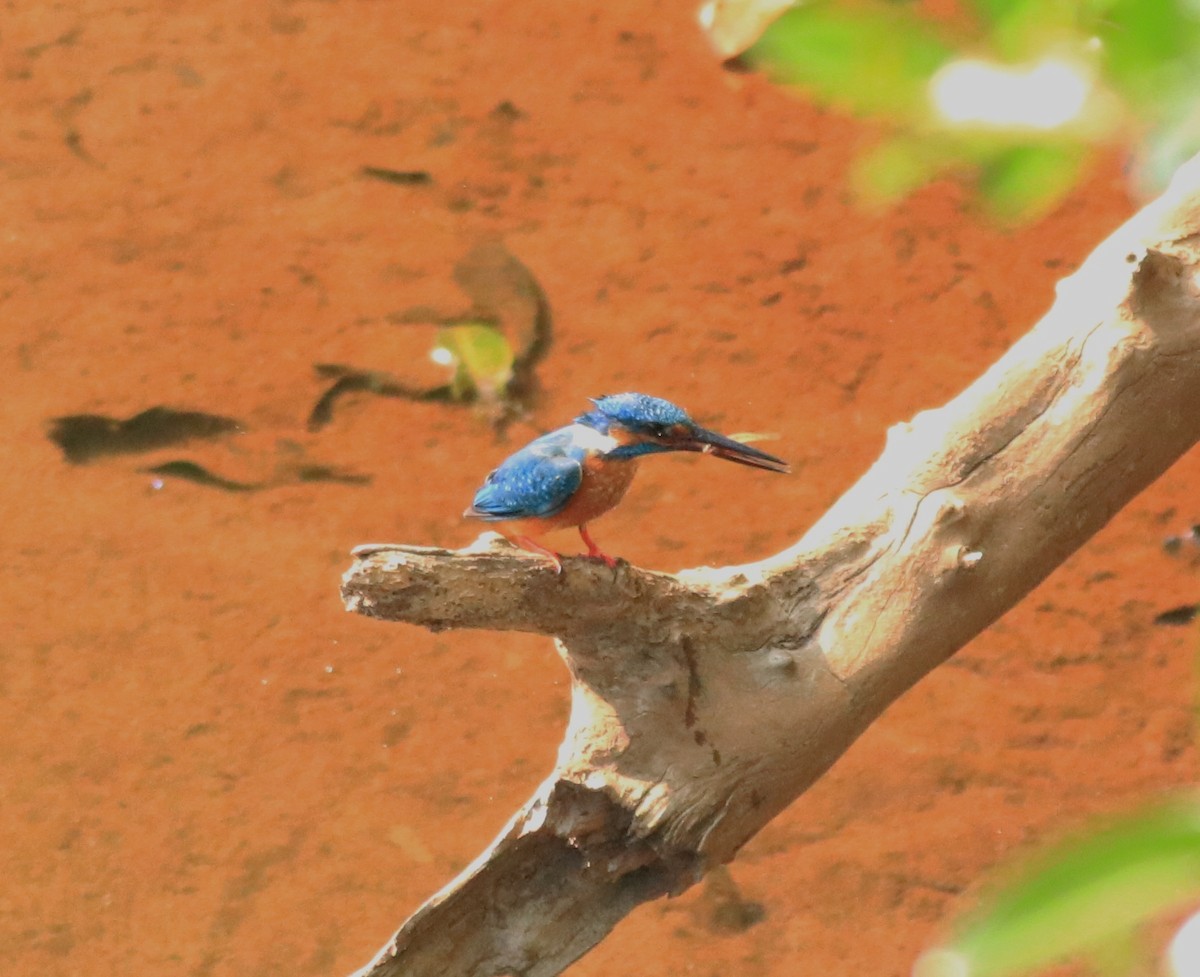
xmin=578 ymin=393 xmax=789 ymax=472
xmin=588 ymin=393 xmax=691 ymax=432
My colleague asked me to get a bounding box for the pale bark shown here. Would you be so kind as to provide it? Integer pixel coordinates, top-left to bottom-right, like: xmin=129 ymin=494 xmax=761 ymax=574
xmin=341 ymin=153 xmax=1200 ymax=977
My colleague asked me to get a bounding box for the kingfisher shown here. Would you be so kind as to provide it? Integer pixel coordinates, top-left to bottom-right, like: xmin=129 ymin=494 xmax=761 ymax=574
xmin=464 ymin=393 xmax=789 ymax=571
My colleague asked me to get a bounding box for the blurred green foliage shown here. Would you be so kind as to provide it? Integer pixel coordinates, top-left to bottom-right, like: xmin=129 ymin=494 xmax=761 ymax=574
xmin=918 ymin=797 xmax=1200 ymax=977
xmin=744 ymin=0 xmax=1200 ymax=220
xmin=747 ymin=5 xmax=952 ymax=116
xmin=432 ymin=321 xmax=515 ymax=402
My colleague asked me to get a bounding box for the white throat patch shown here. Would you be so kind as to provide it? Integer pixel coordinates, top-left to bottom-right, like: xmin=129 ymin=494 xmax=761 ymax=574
xmin=567 ymin=423 xmax=620 ymax=453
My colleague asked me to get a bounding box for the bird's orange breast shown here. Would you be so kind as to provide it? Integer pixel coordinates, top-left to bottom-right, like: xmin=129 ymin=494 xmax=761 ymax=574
xmin=542 ymin=455 xmax=639 ymax=530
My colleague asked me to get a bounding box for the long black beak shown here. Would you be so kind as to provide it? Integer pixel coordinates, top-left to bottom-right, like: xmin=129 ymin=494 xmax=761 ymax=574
xmin=674 ymin=427 xmax=790 ymax=473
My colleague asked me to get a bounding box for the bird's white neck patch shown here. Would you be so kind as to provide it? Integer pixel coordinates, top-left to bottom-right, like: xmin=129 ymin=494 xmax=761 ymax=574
xmin=568 ymin=423 xmax=619 ymax=453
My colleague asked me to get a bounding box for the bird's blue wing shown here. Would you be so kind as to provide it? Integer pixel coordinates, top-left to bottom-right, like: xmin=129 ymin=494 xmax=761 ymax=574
xmin=468 ymin=440 xmax=583 ymax=521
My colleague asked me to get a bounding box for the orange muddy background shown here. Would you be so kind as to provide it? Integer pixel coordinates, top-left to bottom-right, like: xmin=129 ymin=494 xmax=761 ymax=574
xmin=5 ymin=3 xmax=1200 ymax=976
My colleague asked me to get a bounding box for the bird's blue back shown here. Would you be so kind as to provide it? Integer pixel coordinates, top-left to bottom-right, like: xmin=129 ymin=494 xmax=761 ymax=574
xmin=468 ymin=426 xmax=589 ymax=521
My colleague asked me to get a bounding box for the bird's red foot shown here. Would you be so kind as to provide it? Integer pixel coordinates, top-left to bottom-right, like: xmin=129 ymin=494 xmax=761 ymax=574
xmin=578 ymin=524 xmax=618 ymax=568
xmin=505 ymin=534 xmax=564 ymax=574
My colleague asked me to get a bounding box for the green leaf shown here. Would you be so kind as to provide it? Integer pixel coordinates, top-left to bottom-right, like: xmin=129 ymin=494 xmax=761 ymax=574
xmin=432 ymin=321 xmax=514 ymax=402
xmin=977 ymin=142 xmax=1086 ymax=221
xmin=965 ymin=0 xmax=1120 ymax=37
xmin=1100 ymin=0 xmax=1200 ymax=111
xmin=962 ymin=0 xmax=1025 ymax=25
xmin=746 ymin=3 xmax=952 ymax=117
xmin=967 ymin=0 xmax=1090 ymax=59
xmin=943 ymin=797 xmax=1200 ymax=977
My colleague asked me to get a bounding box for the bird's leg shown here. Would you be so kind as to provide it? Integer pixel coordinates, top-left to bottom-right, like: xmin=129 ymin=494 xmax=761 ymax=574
xmin=502 ymin=533 xmax=564 ymax=574
xmin=578 ymin=524 xmax=618 ymax=568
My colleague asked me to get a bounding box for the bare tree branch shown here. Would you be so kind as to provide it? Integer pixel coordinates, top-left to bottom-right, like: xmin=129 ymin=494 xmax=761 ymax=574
xmin=342 ymin=153 xmax=1200 ymax=977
